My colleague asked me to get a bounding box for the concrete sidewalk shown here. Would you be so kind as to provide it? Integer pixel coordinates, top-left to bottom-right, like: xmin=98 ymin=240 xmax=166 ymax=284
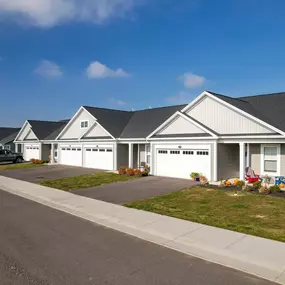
xmin=0 ymin=175 xmax=284 ymax=285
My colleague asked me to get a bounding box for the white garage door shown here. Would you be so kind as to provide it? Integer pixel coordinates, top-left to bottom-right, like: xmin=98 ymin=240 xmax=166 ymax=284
xmin=24 ymin=145 xmax=40 ymax=161
xmin=156 ymin=148 xmax=211 ymax=180
xmin=84 ymin=147 xmax=113 ymax=170
xmin=60 ymin=147 xmax=82 ymax=167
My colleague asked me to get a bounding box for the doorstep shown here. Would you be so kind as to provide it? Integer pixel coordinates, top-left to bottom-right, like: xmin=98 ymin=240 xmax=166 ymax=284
xmin=0 ymin=175 xmax=284 ymax=285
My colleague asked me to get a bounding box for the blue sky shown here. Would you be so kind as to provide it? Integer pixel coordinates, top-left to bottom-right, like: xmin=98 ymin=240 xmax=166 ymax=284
xmin=1 ymin=0 xmax=285 ymax=126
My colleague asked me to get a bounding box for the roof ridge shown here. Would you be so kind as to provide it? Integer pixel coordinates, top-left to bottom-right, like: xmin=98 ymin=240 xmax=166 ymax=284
xmin=207 ymin=90 xmax=249 ymax=103
xmin=240 ymin=91 xmax=285 ymax=99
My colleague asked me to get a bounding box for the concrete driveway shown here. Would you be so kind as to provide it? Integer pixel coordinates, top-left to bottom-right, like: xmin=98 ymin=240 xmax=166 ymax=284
xmin=0 ymin=165 xmax=102 ymax=183
xmin=71 ymin=176 xmax=197 ymax=204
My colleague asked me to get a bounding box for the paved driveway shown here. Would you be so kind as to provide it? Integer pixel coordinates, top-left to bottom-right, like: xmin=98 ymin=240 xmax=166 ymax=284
xmin=71 ymin=176 xmax=197 ymax=204
xmin=0 ymin=165 xmax=102 ymax=183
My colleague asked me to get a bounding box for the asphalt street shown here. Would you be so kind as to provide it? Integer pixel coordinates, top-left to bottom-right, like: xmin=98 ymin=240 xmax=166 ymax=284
xmin=0 ymin=189 xmax=277 ymax=285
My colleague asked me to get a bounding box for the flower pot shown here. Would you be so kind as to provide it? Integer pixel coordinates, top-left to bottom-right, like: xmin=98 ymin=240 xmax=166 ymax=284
xmin=195 ymin=177 xmax=200 ymax=182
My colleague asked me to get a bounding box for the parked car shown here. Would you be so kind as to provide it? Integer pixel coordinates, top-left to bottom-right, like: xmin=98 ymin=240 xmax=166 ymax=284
xmin=0 ymin=149 xmax=23 ymax=163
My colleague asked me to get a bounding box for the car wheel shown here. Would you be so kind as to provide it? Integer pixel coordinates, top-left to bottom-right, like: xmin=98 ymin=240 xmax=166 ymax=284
xmin=16 ymin=157 xmax=23 ymax=163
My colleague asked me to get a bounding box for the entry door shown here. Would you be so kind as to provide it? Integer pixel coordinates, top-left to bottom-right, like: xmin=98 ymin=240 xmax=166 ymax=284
xmin=156 ymin=148 xmax=210 ymax=179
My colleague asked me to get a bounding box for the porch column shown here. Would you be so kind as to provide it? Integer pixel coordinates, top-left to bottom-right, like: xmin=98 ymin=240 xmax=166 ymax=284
xmin=128 ymin=143 xmax=133 ymax=168
xmin=213 ymin=141 xmax=218 ymax=181
xmin=239 ymin=142 xmax=245 ymax=180
xmin=113 ymin=143 xmax=118 ymax=171
xmin=50 ymin=143 xmax=55 ymax=163
xmin=15 ymin=143 xmax=18 ymax=153
xmin=137 ymin=144 xmax=140 ymax=168
xmin=246 ymin=143 xmax=250 ymax=167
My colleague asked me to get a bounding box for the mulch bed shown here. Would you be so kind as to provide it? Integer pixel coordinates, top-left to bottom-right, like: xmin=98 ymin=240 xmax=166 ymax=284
xmin=200 ymin=184 xmax=285 ymax=199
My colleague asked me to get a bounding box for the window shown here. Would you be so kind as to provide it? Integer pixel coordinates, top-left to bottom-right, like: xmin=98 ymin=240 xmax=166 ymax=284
xmin=72 ymin=148 xmax=76 ymax=151
xmin=99 ymin=149 xmax=105 ymax=152
xmin=264 ymin=146 xmax=278 ymax=173
xmin=197 ymin=151 xmax=209 ymax=156
xmin=4 ymin=145 xmax=11 ymax=150
xmin=170 ymin=150 xmax=180 ymax=155
xmin=77 ymin=148 xmax=81 ymax=151
xmin=158 ymin=150 xmax=167 ymax=154
xmin=106 ymin=149 xmax=112 ymax=152
xmin=80 ymin=120 xmax=89 ymax=129
xmin=92 ymin=149 xmax=98 ymax=152
xmin=86 ymin=148 xmax=92 ymax=152
xmin=183 ymin=151 xmax=194 ymax=155
xmin=62 ymin=148 xmax=66 ymax=151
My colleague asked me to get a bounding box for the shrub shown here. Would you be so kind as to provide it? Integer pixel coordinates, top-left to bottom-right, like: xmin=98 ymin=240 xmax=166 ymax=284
xmin=252 ymin=181 xmax=261 ymax=190
xmin=190 ymin=172 xmax=199 ymax=180
xmin=269 ymin=185 xmax=281 ymax=193
xmin=142 ymin=170 xmax=149 ymax=177
xmin=200 ymin=176 xmax=208 ymax=185
xmin=235 ymin=180 xmax=245 ymax=189
xmin=125 ymin=168 xmax=135 ymax=176
xmin=31 ymin=159 xmax=44 ymax=164
xmin=118 ymin=167 xmax=127 ymax=175
xmin=242 ymin=185 xmax=253 ymax=192
xmin=259 ymin=186 xmax=270 ymax=195
xmin=134 ymin=169 xmax=142 ymax=177
xmin=43 ymin=160 xmax=49 ymax=164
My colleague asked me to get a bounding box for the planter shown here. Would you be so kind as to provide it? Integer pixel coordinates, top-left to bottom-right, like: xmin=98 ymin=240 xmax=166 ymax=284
xmin=195 ymin=177 xmax=200 ymax=182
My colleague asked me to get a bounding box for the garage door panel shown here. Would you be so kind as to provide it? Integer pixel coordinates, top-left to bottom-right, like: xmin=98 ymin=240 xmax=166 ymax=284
xmin=84 ymin=148 xmax=113 ymax=170
xmin=60 ymin=147 xmax=82 ymax=167
xmin=156 ymin=147 xmax=210 ymax=180
xmin=24 ymin=145 xmax=40 ymax=161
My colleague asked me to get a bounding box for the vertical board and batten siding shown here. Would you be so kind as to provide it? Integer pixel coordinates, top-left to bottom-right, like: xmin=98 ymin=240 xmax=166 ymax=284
xmin=17 ymin=124 xmax=33 ymax=141
xmin=139 ymin=144 xmax=146 ymax=165
xmin=24 ymin=130 xmax=37 ymax=140
xmin=59 ymin=109 xmax=96 ymax=140
xmin=84 ymin=123 xmax=110 ymax=138
xmin=187 ymin=96 xmax=275 ymax=134
xmin=158 ymin=116 xmax=206 ymax=135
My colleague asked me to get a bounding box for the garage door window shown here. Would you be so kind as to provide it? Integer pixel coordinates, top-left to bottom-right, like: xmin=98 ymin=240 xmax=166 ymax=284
xmin=92 ymin=149 xmax=98 ymax=152
xmin=106 ymin=149 xmax=113 ymax=152
xmin=99 ymin=149 xmax=105 ymax=152
xmin=86 ymin=148 xmax=91 ymax=151
xmin=183 ymin=151 xmax=194 ymax=155
xmin=170 ymin=150 xmax=180 ymax=154
xmin=197 ymin=151 xmax=209 ymax=155
xmin=158 ymin=150 xmax=167 ymax=154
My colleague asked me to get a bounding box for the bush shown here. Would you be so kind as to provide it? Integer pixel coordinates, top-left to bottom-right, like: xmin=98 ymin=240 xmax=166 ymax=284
xmin=43 ymin=160 xmax=49 ymax=164
xmin=242 ymin=185 xmax=253 ymax=192
xmin=259 ymin=186 xmax=270 ymax=195
xmin=142 ymin=170 xmax=149 ymax=177
xmin=200 ymin=176 xmax=208 ymax=185
xmin=125 ymin=168 xmax=135 ymax=176
xmin=31 ymin=159 xmax=44 ymax=164
xmin=269 ymin=185 xmax=281 ymax=193
xmin=134 ymin=169 xmax=143 ymax=177
xmin=118 ymin=167 xmax=127 ymax=175
xmin=252 ymin=181 xmax=261 ymax=190
xmin=236 ymin=180 xmax=245 ymax=189
xmin=190 ymin=172 xmax=199 ymax=180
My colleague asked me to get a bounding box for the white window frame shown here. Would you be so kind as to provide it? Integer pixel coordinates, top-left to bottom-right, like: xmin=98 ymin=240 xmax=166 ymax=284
xmin=260 ymin=144 xmax=281 ymax=176
xmin=80 ymin=120 xmax=89 ymax=129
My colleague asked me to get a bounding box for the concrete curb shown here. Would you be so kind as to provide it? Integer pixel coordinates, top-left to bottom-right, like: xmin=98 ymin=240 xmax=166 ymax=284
xmin=0 ymin=175 xmax=284 ymax=284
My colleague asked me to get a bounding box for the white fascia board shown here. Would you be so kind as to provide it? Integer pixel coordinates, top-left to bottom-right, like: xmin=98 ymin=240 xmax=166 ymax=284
xmin=117 ymin=138 xmax=146 ymax=141
xmin=148 ymin=137 xmax=216 ymax=141
xmin=182 ymin=91 xmax=285 ymax=136
xmin=146 ymin=111 xmax=182 ymax=139
xmin=55 ymin=106 xmax=85 ymax=140
xmin=178 ymin=112 xmax=218 ymax=138
xmin=220 ymin=138 xmax=285 ymax=144
xmin=14 ymin=120 xmax=30 ymax=142
xmin=220 ymin=135 xmax=285 ymax=139
xmin=82 ymin=107 xmax=116 ymax=140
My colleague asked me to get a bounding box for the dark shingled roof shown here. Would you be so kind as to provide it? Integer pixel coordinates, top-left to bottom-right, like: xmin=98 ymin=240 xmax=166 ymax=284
xmin=28 ymin=120 xmax=68 ymax=140
xmin=207 ymin=91 xmax=285 ymax=132
xmin=0 ymin=128 xmax=20 ymax=145
xmin=0 ymin=128 xmax=20 ymax=140
xmin=83 ymin=104 xmax=186 ymax=138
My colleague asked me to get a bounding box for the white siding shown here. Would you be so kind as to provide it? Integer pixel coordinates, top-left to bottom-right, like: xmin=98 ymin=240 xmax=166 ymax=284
xmin=59 ymin=109 xmax=96 ymax=140
xmin=24 ymin=129 xmax=37 ymax=140
xmin=187 ymin=96 xmax=275 ymax=135
xmin=17 ymin=124 xmax=33 ymax=141
xmin=158 ymin=116 xmax=206 ymax=135
xmin=84 ymin=123 xmax=110 ymax=138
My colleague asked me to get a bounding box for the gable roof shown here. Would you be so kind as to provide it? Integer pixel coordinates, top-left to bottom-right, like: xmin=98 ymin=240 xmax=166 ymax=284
xmin=207 ymin=91 xmax=285 ymax=133
xmin=27 ymin=120 xmax=69 ymax=140
xmin=0 ymin=128 xmax=20 ymax=145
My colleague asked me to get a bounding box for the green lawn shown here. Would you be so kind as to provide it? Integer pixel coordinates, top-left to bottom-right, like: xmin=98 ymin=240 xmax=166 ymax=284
xmin=0 ymin=163 xmax=46 ymax=171
xmin=39 ymin=172 xmax=138 ymax=191
xmin=125 ymin=186 xmax=285 ymax=243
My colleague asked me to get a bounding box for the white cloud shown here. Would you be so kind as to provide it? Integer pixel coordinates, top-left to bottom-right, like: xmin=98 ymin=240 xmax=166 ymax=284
xmin=86 ymin=61 xmax=130 ymax=79
xmin=35 ymin=60 xmax=62 ymax=78
xmin=178 ymin=72 xmax=206 ymax=88
xmin=108 ymin=97 xmax=127 ymax=106
xmin=0 ymin=0 xmax=142 ymax=27
xmin=167 ymin=91 xmax=192 ymax=104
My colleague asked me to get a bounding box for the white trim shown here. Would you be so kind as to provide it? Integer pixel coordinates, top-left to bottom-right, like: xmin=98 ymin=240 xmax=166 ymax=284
xmin=80 ymin=120 xmax=89 ymax=129
xmin=14 ymin=121 xmax=32 ymax=142
xmin=117 ymin=138 xmax=146 ymax=141
xmin=260 ymin=144 xmax=281 ymax=176
xmin=149 ymin=137 xmax=216 ymax=141
xmin=220 ymin=138 xmax=285 ymax=144
xmin=79 ymin=121 xmax=97 ymax=140
xmin=239 ymin=142 xmax=245 ymax=180
xmin=220 ymin=135 xmax=284 ymax=139
xmin=213 ymin=141 xmax=218 ymax=181
xmin=182 ymin=91 xmax=285 ymax=136
xmin=247 ymin=143 xmax=250 ymax=167
xmin=55 ymin=106 xmax=85 ymax=140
